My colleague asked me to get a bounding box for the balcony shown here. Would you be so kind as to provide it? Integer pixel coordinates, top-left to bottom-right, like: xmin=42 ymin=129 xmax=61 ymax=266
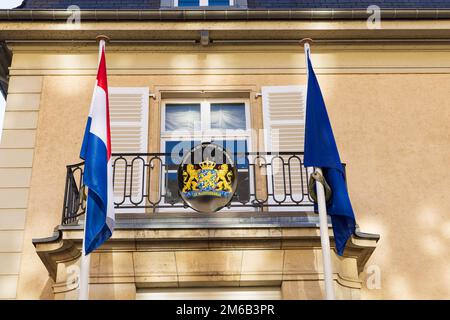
xmin=61 ymin=151 xmax=325 ymax=225
xmin=33 ymin=151 xmax=379 ymax=289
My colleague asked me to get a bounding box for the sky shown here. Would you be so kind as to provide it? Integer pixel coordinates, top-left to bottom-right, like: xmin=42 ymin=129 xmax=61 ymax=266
xmin=0 ymin=2 xmax=24 ymax=140
xmin=0 ymin=0 xmax=23 ymax=9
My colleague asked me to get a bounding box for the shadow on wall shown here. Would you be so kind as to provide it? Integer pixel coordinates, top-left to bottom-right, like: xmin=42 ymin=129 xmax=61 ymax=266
xmin=39 ymin=278 xmax=55 ymax=300
xmin=0 ymin=95 xmax=5 ymax=143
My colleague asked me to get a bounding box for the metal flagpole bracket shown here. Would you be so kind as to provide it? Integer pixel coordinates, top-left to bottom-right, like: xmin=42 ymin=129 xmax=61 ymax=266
xmin=96 ymin=35 xmax=111 ymax=43
xmin=300 ymin=38 xmax=313 ymax=46
xmin=308 ymin=170 xmax=332 ymax=203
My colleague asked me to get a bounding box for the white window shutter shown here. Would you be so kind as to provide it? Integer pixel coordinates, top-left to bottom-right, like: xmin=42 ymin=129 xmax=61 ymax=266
xmin=261 ymin=85 xmax=309 ymax=207
xmin=261 ymin=85 xmax=306 ymax=153
xmin=109 ymin=87 xmax=149 ymax=211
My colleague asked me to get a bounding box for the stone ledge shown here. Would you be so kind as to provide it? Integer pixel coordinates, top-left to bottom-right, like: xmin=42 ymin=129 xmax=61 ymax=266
xmin=33 ymin=230 xmax=80 ymax=280
xmin=33 ymin=220 xmax=378 ymax=286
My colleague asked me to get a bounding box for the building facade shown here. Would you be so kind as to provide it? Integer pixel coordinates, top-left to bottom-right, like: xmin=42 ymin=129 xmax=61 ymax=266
xmin=0 ymin=0 xmax=449 ymax=300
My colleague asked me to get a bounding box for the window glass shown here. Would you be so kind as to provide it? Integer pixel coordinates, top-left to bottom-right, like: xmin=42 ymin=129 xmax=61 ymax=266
xmin=164 ymin=140 xmax=201 ymax=204
xmin=209 ymin=0 xmax=230 ymax=5
xmin=165 ymin=140 xmax=201 ymax=166
xmin=165 ymin=104 xmax=201 ymax=131
xmin=178 ymin=0 xmax=230 ymax=6
xmin=210 ymin=103 xmax=246 ymax=130
xmin=212 ymin=139 xmax=248 ymax=169
xmin=178 ymin=0 xmax=200 ymax=6
xmin=212 ymin=139 xmax=250 ymax=203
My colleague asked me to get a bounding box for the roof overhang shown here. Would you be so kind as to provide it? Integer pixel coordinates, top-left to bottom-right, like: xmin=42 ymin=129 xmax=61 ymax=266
xmin=1 ymin=9 xmax=450 ymax=44
xmin=2 ymin=8 xmax=450 ymax=96
xmin=2 ymin=9 xmax=450 ymax=21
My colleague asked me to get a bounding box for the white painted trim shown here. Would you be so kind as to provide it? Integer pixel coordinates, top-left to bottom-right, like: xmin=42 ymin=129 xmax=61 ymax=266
xmin=137 ymin=286 xmax=281 ymax=300
xmin=201 ymin=100 xmax=209 ymax=132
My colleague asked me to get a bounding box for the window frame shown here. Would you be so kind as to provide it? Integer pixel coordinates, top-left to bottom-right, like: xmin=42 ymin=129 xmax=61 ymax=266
xmin=161 ymin=98 xmax=251 ymax=145
xmin=160 ymin=97 xmax=253 ymax=212
xmin=174 ymin=0 xmax=235 ymax=7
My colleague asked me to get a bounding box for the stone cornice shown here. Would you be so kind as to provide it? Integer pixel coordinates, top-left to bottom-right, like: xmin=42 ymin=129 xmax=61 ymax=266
xmin=33 ymin=216 xmax=379 ymax=284
xmin=2 ymin=9 xmax=450 ymax=22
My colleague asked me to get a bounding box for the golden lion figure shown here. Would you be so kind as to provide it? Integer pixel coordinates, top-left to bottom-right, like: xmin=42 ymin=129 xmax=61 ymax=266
xmin=182 ymin=164 xmax=199 ymax=192
xmin=216 ymin=164 xmax=233 ymax=192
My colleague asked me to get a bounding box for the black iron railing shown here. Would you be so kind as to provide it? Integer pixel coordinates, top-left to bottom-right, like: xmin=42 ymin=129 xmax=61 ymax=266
xmin=62 ymin=152 xmax=319 ymax=225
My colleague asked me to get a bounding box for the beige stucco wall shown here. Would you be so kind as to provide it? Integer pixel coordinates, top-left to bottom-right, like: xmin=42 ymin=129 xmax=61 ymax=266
xmin=0 ymin=75 xmax=42 ymax=299
xmin=3 ymin=44 xmax=450 ymax=299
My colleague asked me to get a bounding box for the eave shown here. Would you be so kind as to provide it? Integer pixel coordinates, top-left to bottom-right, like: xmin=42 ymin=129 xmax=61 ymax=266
xmin=2 ymin=8 xmax=450 ymax=96
xmin=2 ymin=9 xmax=450 ymax=21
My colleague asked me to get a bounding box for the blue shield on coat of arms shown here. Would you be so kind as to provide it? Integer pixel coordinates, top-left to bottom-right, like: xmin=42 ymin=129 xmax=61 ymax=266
xmin=197 ymin=169 xmax=218 ymax=192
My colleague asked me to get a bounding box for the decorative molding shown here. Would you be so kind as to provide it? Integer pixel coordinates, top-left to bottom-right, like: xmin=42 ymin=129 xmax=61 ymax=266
xmin=33 ymin=218 xmax=378 ymax=289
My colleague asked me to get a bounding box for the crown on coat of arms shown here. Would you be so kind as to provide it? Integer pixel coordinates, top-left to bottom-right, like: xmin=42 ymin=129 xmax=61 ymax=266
xmin=199 ymin=160 xmax=216 ymax=170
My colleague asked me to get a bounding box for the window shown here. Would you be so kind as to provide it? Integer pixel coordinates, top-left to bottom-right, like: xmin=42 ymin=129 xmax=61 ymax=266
xmin=178 ymin=0 xmax=199 ymax=6
xmin=211 ymin=103 xmax=247 ymax=130
xmin=161 ymin=99 xmax=251 ymax=207
xmin=209 ymin=0 xmax=231 ymax=5
xmin=165 ymin=104 xmax=201 ymax=131
xmin=175 ymin=0 xmax=234 ymax=7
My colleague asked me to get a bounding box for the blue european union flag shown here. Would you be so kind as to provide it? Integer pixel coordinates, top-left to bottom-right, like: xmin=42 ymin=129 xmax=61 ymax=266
xmin=303 ymin=48 xmax=356 ymax=256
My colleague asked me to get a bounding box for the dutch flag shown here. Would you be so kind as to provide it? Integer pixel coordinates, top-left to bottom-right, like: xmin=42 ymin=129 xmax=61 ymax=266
xmin=80 ymin=40 xmax=115 ymax=255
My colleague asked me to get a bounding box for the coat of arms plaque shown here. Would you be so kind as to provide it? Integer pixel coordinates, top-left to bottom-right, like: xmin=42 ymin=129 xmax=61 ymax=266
xmin=178 ymin=143 xmax=237 ymax=213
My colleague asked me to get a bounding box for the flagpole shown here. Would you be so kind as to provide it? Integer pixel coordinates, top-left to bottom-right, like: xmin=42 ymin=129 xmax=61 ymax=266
xmin=302 ymin=39 xmax=336 ymax=300
xmin=78 ymin=36 xmax=109 ymax=300
xmin=79 ymin=214 xmax=90 ymax=300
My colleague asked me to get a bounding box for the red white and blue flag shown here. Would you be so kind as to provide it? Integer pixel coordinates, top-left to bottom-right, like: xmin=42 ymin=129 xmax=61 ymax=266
xmin=80 ymin=40 xmax=115 ymax=255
